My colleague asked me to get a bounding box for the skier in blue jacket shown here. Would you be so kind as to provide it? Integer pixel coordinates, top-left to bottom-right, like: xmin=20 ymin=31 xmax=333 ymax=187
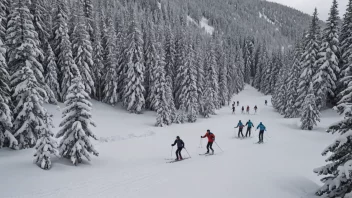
xmin=256 ymin=122 xmax=266 ymax=143
xmin=245 ymin=120 xmax=254 ymax=137
xmin=235 ymin=120 xmax=244 ymax=138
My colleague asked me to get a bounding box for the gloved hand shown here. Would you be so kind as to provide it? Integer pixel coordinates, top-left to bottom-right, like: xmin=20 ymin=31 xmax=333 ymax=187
xmin=200 ymin=136 xmax=202 ymax=138
xmin=171 ymin=144 xmax=173 ymax=146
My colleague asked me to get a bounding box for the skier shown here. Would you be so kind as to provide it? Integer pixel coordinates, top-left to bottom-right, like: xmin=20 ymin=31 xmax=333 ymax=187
xmin=254 ymin=105 xmax=258 ymax=113
xmin=241 ymin=106 xmax=244 ymax=114
xmin=235 ymin=120 xmax=244 ymax=138
xmin=237 ymin=101 xmax=239 ymax=106
xmin=171 ymin=136 xmax=185 ymax=160
xmin=245 ymin=120 xmax=254 ymax=137
xmin=201 ymin=130 xmax=215 ymax=154
xmin=256 ymin=122 xmax=267 ymax=143
xmin=232 ymin=106 xmax=235 ymax=114
xmin=246 ymin=106 xmax=250 ymax=114
xmin=265 ymin=100 xmax=267 ymax=106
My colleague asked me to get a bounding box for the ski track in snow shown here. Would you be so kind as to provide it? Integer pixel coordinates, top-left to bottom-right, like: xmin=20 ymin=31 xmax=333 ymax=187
xmin=98 ymin=131 xmax=156 ymax=143
xmin=0 ymin=85 xmax=342 ymax=198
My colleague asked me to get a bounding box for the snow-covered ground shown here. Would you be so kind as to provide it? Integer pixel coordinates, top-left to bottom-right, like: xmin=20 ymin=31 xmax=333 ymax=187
xmin=0 ymin=85 xmax=342 ymax=198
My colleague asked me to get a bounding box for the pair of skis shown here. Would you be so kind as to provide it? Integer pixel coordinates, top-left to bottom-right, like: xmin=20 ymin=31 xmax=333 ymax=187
xmin=166 ymin=157 xmax=190 ymax=163
xmin=166 ymin=153 xmax=216 ymax=163
xmin=199 ymin=153 xmax=215 ymax=156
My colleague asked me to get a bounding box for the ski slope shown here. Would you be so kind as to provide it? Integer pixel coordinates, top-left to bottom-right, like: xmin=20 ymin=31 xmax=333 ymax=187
xmin=0 ymin=85 xmax=342 ymax=198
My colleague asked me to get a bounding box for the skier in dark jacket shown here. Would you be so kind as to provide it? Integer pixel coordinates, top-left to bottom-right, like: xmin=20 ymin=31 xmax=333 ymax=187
xmin=256 ymin=122 xmax=266 ymax=143
xmin=201 ymin=130 xmax=215 ymax=154
xmin=245 ymin=120 xmax=254 ymax=137
xmin=232 ymin=106 xmax=235 ymax=114
xmin=171 ymin=136 xmax=184 ymax=160
xmin=254 ymin=105 xmax=258 ymax=113
xmin=237 ymin=101 xmax=239 ymax=106
xmin=241 ymin=106 xmax=244 ymax=114
xmin=265 ymin=100 xmax=267 ymax=106
xmin=235 ymin=120 xmax=244 ymax=138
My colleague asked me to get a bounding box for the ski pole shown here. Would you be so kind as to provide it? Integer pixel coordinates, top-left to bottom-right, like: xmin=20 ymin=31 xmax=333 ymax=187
xmin=214 ymin=141 xmax=224 ymax=152
xmin=199 ymin=138 xmax=202 ymax=148
xmin=184 ymin=147 xmax=191 ymax=158
xmin=171 ymin=146 xmax=173 ymax=158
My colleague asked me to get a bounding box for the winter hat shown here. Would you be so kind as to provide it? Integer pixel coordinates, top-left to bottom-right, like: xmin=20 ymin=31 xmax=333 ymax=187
xmin=207 ymin=129 xmax=210 ymax=132
xmin=176 ymin=136 xmax=180 ymax=139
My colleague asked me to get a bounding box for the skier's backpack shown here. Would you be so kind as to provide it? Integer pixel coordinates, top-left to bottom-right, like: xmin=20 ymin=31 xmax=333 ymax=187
xmin=209 ymin=132 xmax=215 ymax=141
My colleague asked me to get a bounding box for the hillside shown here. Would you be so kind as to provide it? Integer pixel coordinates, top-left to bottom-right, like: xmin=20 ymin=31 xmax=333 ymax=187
xmin=167 ymin=0 xmax=314 ymax=49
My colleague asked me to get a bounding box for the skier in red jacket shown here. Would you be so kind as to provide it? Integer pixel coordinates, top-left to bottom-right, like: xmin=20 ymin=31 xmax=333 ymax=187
xmin=201 ymin=130 xmax=215 ymax=154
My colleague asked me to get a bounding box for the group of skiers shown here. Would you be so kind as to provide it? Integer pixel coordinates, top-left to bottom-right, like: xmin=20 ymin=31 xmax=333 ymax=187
xmin=170 ymin=101 xmax=268 ymax=161
xmin=171 ymin=122 xmax=267 ymax=161
xmin=232 ymin=102 xmax=258 ymax=114
xmin=171 ymin=130 xmax=215 ymax=161
xmin=234 ymin=120 xmax=266 ymax=142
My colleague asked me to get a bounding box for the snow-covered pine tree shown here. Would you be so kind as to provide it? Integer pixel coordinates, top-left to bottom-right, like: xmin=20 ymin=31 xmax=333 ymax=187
xmin=234 ymin=47 xmax=245 ymax=93
xmin=195 ymin=35 xmax=205 ymax=115
xmin=154 ymin=45 xmax=171 ymax=126
xmin=272 ymin=62 xmax=289 ymax=115
xmin=313 ymin=0 xmax=340 ymax=109
xmin=122 ymin=9 xmax=145 ymax=114
xmin=6 ymin=0 xmax=52 ymax=149
xmin=30 ymin=0 xmax=51 ymax=51
xmin=34 ymin=112 xmax=58 ymax=170
xmin=44 ymin=43 xmax=60 ymax=102
xmin=102 ymin=13 xmax=119 ymax=105
xmin=0 ymin=35 xmax=17 ymax=148
xmin=285 ymin=41 xmax=303 ymax=118
xmin=52 ymin=0 xmax=80 ymax=102
xmin=252 ymin=44 xmax=261 ymax=86
xmin=337 ymin=0 xmax=352 ymax=103
xmin=300 ymin=83 xmax=320 ymax=130
xmin=202 ymin=41 xmax=219 ymax=118
xmin=71 ymin=1 xmax=94 ymax=96
xmin=296 ymin=8 xmax=321 ymax=113
xmin=217 ymin=40 xmax=229 ymax=107
xmin=174 ymin=21 xmax=187 ymax=110
xmin=92 ymin=21 xmax=104 ymax=101
xmin=253 ymin=44 xmax=263 ymax=90
xmin=243 ymin=38 xmax=253 ymax=84
xmin=0 ymin=0 xmax=10 ymax=41
xmin=145 ymin=21 xmax=159 ymax=111
xmin=269 ymin=51 xmax=283 ymax=94
xmin=164 ymin=24 xmax=176 ymax=92
xmin=183 ymin=34 xmax=198 ymax=123
xmin=226 ymin=45 xmax=236 ymax=103
xmin=82 ymin=0 xmax=94 ymax=43
xmin=163 ymin=25 xmax=178 ymax=123
xmin=261 ymin=56 xmax=273 ymax=95
xmin=314 ymin=66 xmax=352 ymax=197
xmin=56 ymin=77 xmax=98 ymax=165
xmin=116 ymin=12 xmax=128 ymax=102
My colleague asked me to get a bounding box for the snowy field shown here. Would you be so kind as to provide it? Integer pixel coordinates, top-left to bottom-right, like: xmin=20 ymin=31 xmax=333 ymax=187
xmin=0 ymin=85 xmax=342 ymax=198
